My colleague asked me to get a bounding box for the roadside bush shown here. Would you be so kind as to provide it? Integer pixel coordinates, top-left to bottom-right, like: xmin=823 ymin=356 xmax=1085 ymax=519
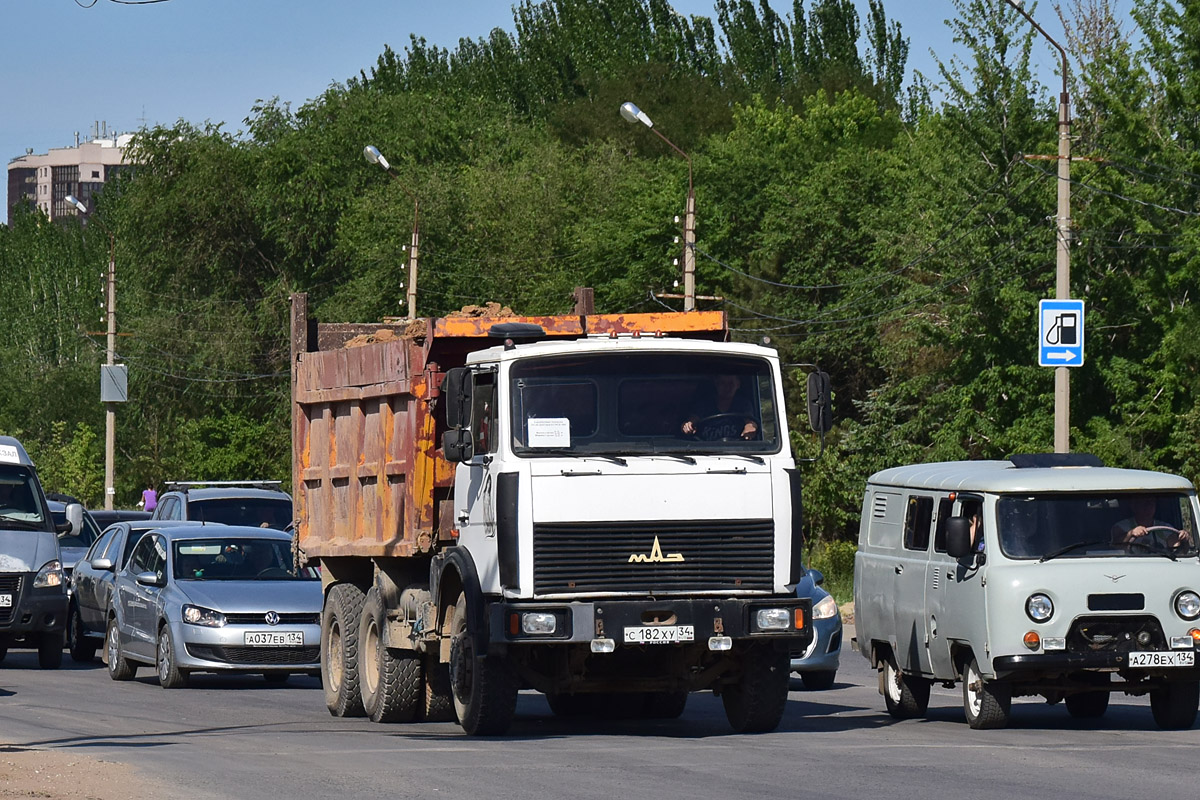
xmin=806 ymin=539 xmax=856 ymax=606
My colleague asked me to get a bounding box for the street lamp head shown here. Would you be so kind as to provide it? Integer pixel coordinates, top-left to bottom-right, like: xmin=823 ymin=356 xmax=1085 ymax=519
xmin=363 ymin=145 xmax=391 ymax=171
xmin=620 ymin=102 xmax=654 ymax=129
xmin=65 ymin=194 xmax=87 ymax=214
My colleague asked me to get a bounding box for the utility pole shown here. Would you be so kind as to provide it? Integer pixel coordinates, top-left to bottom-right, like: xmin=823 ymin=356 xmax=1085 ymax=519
xmin=363 ymin=146 xmax=421 ymax=318
xmin=1007 ymin=0 xmax=1072 ymax=453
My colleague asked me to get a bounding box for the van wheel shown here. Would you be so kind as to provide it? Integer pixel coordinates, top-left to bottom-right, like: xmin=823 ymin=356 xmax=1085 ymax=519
xmin=449 ymin=592 xmax=517 ymax=735
xmin=1150 ymin=680 xmax=1199 ymax=730
xmin=800 ymin=670 xmax=837 ymax=691
xmin=1065 ymin=674 xmax=1110 ymax=719
xmin=882 ymin=658 xmax=929 ymax=719
xmin=722 ymin=645 xmax=791 ymax=733
xmin=358 ymin=586 xmax=421 ymax=723
xmin=962 ymin=657 xmax=1011 ymax=729
xmin=322 ymin=583 xmax=367 ymax=717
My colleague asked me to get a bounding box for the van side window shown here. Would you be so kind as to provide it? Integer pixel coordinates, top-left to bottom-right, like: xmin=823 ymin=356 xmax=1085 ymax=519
xmin=904 ymin=495 xmax=934 ymax=551
xmin=933 ymin=497 xmax=955 ymax=552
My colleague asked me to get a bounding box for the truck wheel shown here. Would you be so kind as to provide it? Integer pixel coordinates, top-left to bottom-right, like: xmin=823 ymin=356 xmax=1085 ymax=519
xmin=156 ymin=624 xmax=189 ymax=689
xmin=722 ymin=645 xmax=790 ymax=733
xmin=883 ymin=657 xmax=930 ymax=719
xmin=67 ymin=603 xmax=97 ymax=663
xmin=106 ymin=617 xmax=137 ymax=681
xmin=359 ymin=586 xmax=421 ymax=723
xmin=449 ymin=592 xmax=516 ymax=735
xmin=962 ymin=657 xmax=1011 ymax=729
xmin=420 ymin=653 xmax=456 ymax=722
xmin=1150 ymin=680 xmax=1199 ymax=730
xmin=322 ymin=583 xmax=367 ymax=717
xmin=642 ymin=691 xmax=688 ymax=719
xmin=37 ymin=629 xmax=64 ymax=670
xmin=546 ymin=692 xmax=592 ymax=717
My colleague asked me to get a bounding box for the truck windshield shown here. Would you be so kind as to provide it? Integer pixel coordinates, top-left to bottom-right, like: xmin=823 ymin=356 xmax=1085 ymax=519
xmin=510 ymin=353 xmax=779 ymax=456
xmin=0 ymin=467 xmax=51 ymax=531
xmin=996 ymin=492 xmax=1199 ymax=559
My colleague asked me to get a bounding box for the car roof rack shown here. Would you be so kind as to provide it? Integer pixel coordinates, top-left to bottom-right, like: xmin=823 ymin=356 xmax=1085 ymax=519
xmin=165 ymin=480 xmax=284 ymax=491
xmin=1007 ymin=453 xmax=1104 ymax=469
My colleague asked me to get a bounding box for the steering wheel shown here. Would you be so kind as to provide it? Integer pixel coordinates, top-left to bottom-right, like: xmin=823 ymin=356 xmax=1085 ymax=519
xmin=688 ymin=413 xmax=758 ymax=441
xmin=1125 ymin=525 xmax=1190 ymax=552
xmin=256 ymin=567 xmax=290 ymax=578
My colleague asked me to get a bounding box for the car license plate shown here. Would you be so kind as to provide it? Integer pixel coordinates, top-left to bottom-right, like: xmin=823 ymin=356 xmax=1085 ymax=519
xmin=0 ymin=594 xmax=10 ymax=608
xmin=623 ymin=625 xmax=694 ymax=645
xmin=1128 ymin=651 xmax=1195 ymax=668
xmin=244 ymin=630 xmax=303 ymax=646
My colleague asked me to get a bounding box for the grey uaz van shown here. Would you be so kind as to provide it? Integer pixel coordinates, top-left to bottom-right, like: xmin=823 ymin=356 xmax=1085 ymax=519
xmin=0 ymin=435 xmax=71 ymax=668
xmin=854 ymin=454 xmax=1200 ymax=730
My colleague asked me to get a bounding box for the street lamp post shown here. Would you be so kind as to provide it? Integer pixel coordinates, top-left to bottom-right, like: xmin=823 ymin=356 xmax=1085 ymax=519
xmin=364 ymin=146 xmax=420 ymax=319
xmin=1005 ymin=0 xmax=1073 ymax=453
xmin=66 ymin=194 xmax=118 ymax=509
xmin=620 ymin=102 xmax=696 ymax=311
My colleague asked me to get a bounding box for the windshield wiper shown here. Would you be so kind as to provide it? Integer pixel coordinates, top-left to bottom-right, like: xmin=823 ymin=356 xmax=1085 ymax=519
xmin=1039 ymin=539 xmax=1110 ymax=563
xmin=0 ymin=517 xmax=45 ymax=531
xmin=719 ymin=453 xmax=765 ymax=465
xmin=529 ymin=448 xmax=627 ymax=466
xmin=650 ymin=450 xmax=698 ymax=465
xmin=1124 ymin=539 xmax=1179 ymax=561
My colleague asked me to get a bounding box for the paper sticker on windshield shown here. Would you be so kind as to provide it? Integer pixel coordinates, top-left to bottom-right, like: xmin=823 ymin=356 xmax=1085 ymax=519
xmin=527 ymin=417 xmax=571 ymax=448
xmin=0 ymin=445 xmax=19 ymax=464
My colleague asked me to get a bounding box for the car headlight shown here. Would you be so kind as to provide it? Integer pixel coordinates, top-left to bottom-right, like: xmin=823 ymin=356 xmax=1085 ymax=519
xmin=1026 ymin=593 xmax=1054 ymax=622
xmin=1175 ymin=591 xmax=1200 ymax=621
xmin=33 ymin=559 xmax=63 ymax=589
xmin=812 ymin=595 xmax=838 ymax=621
xmin=182 ymin=604 xmax=226 ymax=628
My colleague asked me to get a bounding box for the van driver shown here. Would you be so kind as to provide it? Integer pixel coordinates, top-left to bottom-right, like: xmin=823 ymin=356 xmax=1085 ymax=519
xmin=1111 ymin=495 xmax=1193 ymax=549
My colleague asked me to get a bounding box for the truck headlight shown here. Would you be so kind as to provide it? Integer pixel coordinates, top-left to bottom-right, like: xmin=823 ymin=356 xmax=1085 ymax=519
xmin=812 ymin=595 xmax=838 ymax=621
xmin=521 ymin=612 xmax=558 ymax=635
xmin=182 ymin=604 xmax=226 ymax=628
xmin=1175 ymin=591 xmax=1200 ymax=621
xmin=1025 ymin=593 xmax=1053 ymax=622
xmin=33 ymin=559 xmax=63 ymax=589
xmin=756 ymin=608 xmax=792 ymax=630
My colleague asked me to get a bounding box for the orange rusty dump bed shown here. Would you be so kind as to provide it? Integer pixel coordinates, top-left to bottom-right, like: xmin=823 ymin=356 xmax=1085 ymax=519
xmin=289 ymin=293 xmax=726 ymax=562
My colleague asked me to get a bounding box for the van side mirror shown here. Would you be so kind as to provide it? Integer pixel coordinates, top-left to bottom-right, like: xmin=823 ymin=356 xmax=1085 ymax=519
xmin=442 ymin=368 xmax=473 ymax=429
xmin=57 ymin=503 xmax=84 ymax=536
xmin=442 ymin=429 xmax=474 ymax=463
xmin=806 ymin=371 xmax=832 ymax=433
xmin=946 ymin=517 xmax=973 ymax=559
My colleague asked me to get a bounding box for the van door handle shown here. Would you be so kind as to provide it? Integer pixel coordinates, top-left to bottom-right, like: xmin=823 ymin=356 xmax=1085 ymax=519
xmin=894 ymin=565 xmax=903 ymax=575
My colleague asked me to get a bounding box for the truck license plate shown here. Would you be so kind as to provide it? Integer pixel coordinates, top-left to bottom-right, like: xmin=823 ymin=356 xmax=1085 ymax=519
xmin=623 ymin=625 xmax=694 ymax=645
xmin=0 ymin=594 xmax=10 ymax=608
xmin=244 ymin=630 xmax=303 ymax=646
xmin=1128 ymin=651 xmax=1195 ymax=668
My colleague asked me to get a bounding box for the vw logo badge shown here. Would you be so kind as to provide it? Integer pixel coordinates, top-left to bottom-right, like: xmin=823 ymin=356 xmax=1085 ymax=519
xmin=265 ymin=611 xmax=280 ymax=626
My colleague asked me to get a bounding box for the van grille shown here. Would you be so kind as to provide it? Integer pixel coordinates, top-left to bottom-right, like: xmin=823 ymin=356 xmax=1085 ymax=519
xmin=1067 ymin=615 xmax=1164 ymax=654
xmin=0 ymin=575 xmax=21 ymax=624
xmin=532 ymin=519 xmax=775 ymax=595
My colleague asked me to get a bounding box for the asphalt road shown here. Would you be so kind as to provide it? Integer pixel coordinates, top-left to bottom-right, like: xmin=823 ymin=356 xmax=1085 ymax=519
xmin=2 ymin=641 xmax=1198 ymax=800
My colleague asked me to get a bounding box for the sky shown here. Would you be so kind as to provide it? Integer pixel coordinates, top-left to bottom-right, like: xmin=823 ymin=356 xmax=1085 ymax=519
xmin=2 ymin=1 xmax=1130 ymax=167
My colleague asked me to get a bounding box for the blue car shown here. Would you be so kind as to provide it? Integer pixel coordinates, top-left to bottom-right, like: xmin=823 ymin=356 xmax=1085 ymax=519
xmin=791 ymin=568 xmax=842 ymax=690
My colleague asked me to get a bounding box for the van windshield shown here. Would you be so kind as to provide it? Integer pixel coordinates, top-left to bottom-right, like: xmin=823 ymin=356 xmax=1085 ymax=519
xmin=996 ymin=492 xmax=1199 ymax=559
xmin=0 ymin=467 xmax=51 ymax=531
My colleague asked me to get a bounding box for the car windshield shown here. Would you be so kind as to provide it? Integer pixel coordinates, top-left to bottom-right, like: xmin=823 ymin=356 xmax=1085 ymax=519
xmin=509 ymin=353 xmax=779 ymax=456
xmin=0 ymin=467 xmax=51 ymax=530
xmin=189 ymin=498 xmax=293 ymax=530
xmin=996 ymin=492 xmax=1200 ymax=559
xmin=174 ymin=538 xmax=317 ymax=580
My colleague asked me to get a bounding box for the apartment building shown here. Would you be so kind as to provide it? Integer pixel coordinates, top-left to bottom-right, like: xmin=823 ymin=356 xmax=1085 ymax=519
xmin=6 ymin=132 xmax=132 ymax=225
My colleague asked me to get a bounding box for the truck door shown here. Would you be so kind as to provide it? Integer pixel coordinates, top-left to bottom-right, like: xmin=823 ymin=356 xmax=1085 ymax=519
xmin=454 ymin=369 xmax=502 ymax=594
xmin=895 ymin=494 xmax=935 ymax=676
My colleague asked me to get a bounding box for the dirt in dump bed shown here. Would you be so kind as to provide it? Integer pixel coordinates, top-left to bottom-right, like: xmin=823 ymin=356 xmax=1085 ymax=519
xmin=446 ymin=302 xmax=516 ymax=318
xmin=343 ymin=318 xmax=427 ymax=348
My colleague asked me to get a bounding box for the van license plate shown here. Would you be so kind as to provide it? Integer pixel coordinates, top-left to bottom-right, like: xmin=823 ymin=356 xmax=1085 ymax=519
xmin=0 ymin=594 xmax=10 ymax=608
xmin=244 ymin=631 xmax=303 ymax=646
xmin=623 ymin=625 xmax=694 ymax=645
xmin=1128 ymin=651 xmax=1195 ymax=668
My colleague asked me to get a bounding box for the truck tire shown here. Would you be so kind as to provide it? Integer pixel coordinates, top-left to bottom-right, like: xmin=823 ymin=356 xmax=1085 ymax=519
xmin=421 ymin=653 xmax=456 ymax=722
xmin=38 ymin=630 xmax=64 ymax=670
xmin=882 ymin=657 xmax=930 ymax=719
xmin=962 ymin=657 xmax=1011 ymax=729
xmin=722 ymin=645 xmax=790 ymax=733
xmin=67 ymin=603 xmax=97 ymax=663
xmin=449 ymin=592 xmax=517 ymax=735
xmin=546 ymin=692 xmax=591 ymax=717
xmin=1150 ymin=680 xmax=1199 ymax=730
xmin=106 ymin=617 xmax=137 ymax=681
xmin=322 ymin=583 xmax=367 ymax=718
xmin=359 ymin=586 xmax=421 ymax=723
xmin=642 ymin=691 xmax=688 ymax=720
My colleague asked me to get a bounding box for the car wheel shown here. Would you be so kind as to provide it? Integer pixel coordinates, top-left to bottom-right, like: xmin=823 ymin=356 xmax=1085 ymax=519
xmin=0 ymin=647 xmax=7 ymax=664
xmin=800 ymin=670 xmax=837 ymax=691
xmin=156 ymin=625 xmax=189 ymax=688
xmin=449 ymin=592 xmax=517 ymax=735
xmin=106 ymin=617 xmax=137 ymax=681
xmin=359 ymin=585 xmax=421 ymax=723
xmin=721 ymin=644 xmax=791 ymax=733
xmin=420 ymin=653 xmax=455 ymax=722
xmin=882 ymin=657 xmax=929 ymax=719
xmin=962 ymin=656 xmax=1011 ymax=729
xmin=37 ymin=630 xmax=64 ymax=670
xmin=67 ymin=603 xmax=97 ymax=663
xmin=1150 ymin=680 xmax=1199 ymax=730
xmin=321 ymin=583 xmax=367 ymax=717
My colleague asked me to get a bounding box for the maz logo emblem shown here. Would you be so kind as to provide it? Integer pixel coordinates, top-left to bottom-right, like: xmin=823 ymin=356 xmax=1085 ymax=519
xmin=628 ymin=536 xmax=684 ymax=563
xmin=264 ymin=611 xmax=280 ymax=626
xmin=1103 ymin=574 xmax=1126 ymax=583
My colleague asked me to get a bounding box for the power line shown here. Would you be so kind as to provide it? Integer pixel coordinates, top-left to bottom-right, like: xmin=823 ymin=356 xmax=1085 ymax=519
xmin=1019 ymin=159 xmax=1200 ymax=217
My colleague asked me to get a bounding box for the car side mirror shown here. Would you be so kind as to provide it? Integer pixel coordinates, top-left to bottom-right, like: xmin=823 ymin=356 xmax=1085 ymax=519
xmin=442 ymin=429 xmax=474 ymax=463
xmin=136 ymin=570 xmax=165 ymax=588
xmin=90 ymin=556 xmax=114 ymax=571
xmin=809 ymin=568 xmax=825 ymax=586
xmin=946 ymin=517 xmax=973 ymax=559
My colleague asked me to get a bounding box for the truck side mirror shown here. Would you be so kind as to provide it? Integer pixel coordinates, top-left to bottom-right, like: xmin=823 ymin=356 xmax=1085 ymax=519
xmin=945 ymin=517 xmax=973 ymax=559
xmin=806 ymin=371 xmax=832 ymax=433
xmin=442 ymin=429 xmax=474 ymax=463
xmin=442 ymin=367 xmax=473 ymax=429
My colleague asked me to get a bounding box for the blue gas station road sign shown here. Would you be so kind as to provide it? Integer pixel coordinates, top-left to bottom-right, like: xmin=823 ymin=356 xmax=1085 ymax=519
xmin=1038 ymin=299 xmax=1084 ymax=367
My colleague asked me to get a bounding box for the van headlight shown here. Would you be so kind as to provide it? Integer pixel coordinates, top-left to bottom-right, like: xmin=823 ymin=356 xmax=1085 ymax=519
xmin=33 ymin=559 xmax=64 ymax=589
xmin=1175 ymin=591 xmax=1200 ymax=621
xmin=1025 ymin=593 xmax=1053 ymax=622
xmin=812 ymin=595 xmax=838 ymax=621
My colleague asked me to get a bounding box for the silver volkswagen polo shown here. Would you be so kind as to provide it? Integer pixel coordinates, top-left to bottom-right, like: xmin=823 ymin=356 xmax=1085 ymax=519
xmin=105 ymin=525 xmax=321 ymax=687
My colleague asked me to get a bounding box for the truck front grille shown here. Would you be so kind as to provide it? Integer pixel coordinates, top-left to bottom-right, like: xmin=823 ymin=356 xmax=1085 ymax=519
xmin=532 ymin=519 xmax=775 ymax=595
xmin=0 ymin=575 xmax=21 ymax=624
